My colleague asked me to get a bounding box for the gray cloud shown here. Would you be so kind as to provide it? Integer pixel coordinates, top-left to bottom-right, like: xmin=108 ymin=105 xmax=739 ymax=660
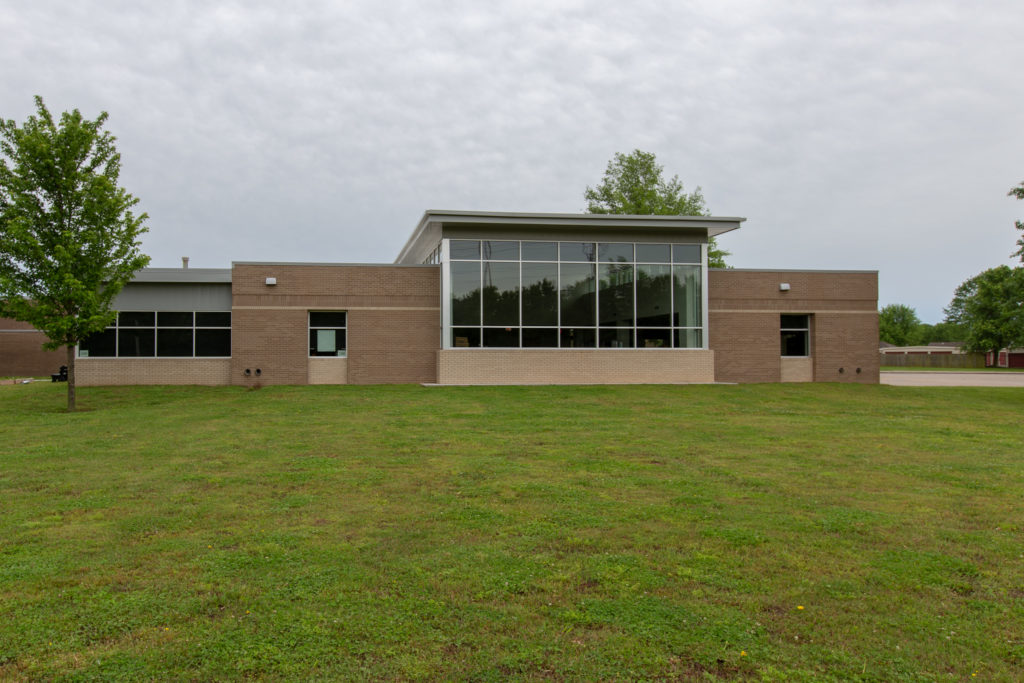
xmin=3 ymin=0 xmax=1022 ymax=321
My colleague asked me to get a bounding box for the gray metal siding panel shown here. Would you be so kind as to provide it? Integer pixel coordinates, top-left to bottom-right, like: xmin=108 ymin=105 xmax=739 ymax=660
xmin=112 ymin=283 xmax=233 ymax=311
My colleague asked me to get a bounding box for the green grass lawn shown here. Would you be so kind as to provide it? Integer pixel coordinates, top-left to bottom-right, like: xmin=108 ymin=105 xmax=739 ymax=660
xmin=2 ymin=382 xmax=1022 ymax=681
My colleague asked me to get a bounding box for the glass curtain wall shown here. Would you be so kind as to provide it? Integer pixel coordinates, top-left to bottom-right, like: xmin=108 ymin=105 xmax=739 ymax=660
xmin=448 ymin=239 xmax=703 ymax=348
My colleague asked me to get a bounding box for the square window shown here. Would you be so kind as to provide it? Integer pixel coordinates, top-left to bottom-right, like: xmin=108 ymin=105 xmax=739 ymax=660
xmin=309 ymin=312 xmax=347 ymax=357
xmin=196 ymin=329 xmax=231 ymax=357
xmin=157 ymin=328 xmax=193 ymax=356
xmin=781 ymin=315 xmax=810 ymax=356
xmin=118 ymin=328 xmax=154 ymax=356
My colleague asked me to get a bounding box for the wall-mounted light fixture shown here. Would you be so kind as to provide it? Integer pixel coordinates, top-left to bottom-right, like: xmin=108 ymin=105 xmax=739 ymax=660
xmin=779 ymin=283 xmax=791 ymax=291
xmin=265 ymin=277 xmax=277 ymax=286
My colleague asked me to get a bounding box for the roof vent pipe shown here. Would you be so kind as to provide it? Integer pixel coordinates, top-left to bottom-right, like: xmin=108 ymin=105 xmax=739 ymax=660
xmin=182 ymin=257 xmax=190 ymax=269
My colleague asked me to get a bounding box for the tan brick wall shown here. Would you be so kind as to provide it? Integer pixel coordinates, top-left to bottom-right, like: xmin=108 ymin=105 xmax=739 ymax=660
xmin=0 ymin=319 xmax=65 ymax=376
xmin=232 ymin=264 xmax=440 ymax=386
xmin=231 ymin=307 xmax=308 ymax=386
xmin=348 ymin=309 xmax=438 ymax=384
xmin=308 ymin=357 xmax=348 ymax=384
xmin=780 ymin=357 xmax=813 ymax=382
xmin=77 ymin=358 xmax=231 ymax=386
xmin=709 ymin=270 xmax=878 ymax=384
xmin=438 ymin=349 xmax=715 ymax=385
xmin=813 ymin=311 xmax=881 ymax=383
xmin=708 ymin=312 xmax=782 ymax=383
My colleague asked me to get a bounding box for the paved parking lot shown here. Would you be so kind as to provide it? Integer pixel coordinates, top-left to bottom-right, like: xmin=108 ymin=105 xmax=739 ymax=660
xmin=881 ymin=371 xmax=1024 ymax=387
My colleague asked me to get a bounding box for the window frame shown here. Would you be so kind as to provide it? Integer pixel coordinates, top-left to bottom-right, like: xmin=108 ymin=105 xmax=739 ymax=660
xmin=308 ymin=311 xmax=348 ymax=358
xmin=78 ymin=311 xmax=232 ymax=358
xmin=442 ymin=238 xmax=706 ymax=350
xmin=780 ymin=314 xmax=811 ymax=357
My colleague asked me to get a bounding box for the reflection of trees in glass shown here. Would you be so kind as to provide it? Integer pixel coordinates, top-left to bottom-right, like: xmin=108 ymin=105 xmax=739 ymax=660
xmin=451 ymin=261 xmax=481 ymax=325
xmin=673 ymin=265 xmax=701 ymax=327
xmin=483 ymin=262 xmax=519 ymax=325
xmin=523 ymin=278 xmax=557 ymax=326
xmin=452 ymin=289 xmax=480 ymax=326
xmin=483 ymin=285 xmax=519 ymax=325
xmin=636 ymin=266 xmax=671 ymax=326
xmin=599 ymin=263 xmax=634 ymax=327
xmin=560 ymin=264 xmax=596 ymax=326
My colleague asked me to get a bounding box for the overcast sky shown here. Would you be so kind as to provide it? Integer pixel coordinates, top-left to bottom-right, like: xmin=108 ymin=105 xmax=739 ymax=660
xmin=3 ymin=1 xmax=1023 ymax=322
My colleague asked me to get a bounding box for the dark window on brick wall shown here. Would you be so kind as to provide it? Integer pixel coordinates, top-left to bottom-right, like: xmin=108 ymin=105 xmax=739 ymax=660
xmin=781 ymin=314 xmax=810 ymax=356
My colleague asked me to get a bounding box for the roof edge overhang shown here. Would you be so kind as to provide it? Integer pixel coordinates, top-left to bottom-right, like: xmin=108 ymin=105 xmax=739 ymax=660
xmin=396 ymin=210 xmax=746 ymax=263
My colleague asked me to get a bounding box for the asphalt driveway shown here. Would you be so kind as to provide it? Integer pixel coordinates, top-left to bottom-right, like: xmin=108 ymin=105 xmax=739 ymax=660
xmin=881 ymin=371 xmax=1024 ymax=387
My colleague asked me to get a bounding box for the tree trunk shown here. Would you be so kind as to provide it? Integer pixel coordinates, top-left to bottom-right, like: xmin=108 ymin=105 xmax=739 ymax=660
xmin=66 ymin=344 xmax=76 ymax=412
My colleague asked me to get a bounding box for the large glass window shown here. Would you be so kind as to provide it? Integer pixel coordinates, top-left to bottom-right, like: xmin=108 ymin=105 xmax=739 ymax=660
xmin=444 ymin=239 xmax=704 ymax=349
xmin=79 ymin=311 xmax=231 ymax=357
xmin=309 ymin=312 xmax=347 ymax=357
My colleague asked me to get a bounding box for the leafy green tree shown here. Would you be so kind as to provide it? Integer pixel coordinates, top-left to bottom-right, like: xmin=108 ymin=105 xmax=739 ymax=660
xmin=584 ymin=150 xmax=729 ymax=267
xmin=1010 ymin=181 xmax=1024 ymax=262
xmin=878 ymin=303 xmax=923 ymax=346
xmin=944 ymin=265 xmax=1024 ymax=357
xmin=915 ymin=320 xmax=965 ymax=345
xmin=0 ymin=97 xmax=149 ymax=410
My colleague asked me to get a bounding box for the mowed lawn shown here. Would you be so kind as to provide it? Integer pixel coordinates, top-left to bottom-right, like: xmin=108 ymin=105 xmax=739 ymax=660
xmin=1 ymin=382 xmax=1022 ymax=681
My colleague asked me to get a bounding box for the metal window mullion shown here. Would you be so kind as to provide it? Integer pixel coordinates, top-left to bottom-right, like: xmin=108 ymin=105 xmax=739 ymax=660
xmin=478 ymin=259 xmax=483 ymax=346
xmin=558 ymin=248 xmax=565 ymax=330
xmin=518 ymin=245 xmax=523 ymax=348
xmin=440 ymin=239 xmax=451 ymax=349
xmin=701 ymin=243 xmax=709 ymax=349
xmin=668 ymin=258 xmax=675 ymax=348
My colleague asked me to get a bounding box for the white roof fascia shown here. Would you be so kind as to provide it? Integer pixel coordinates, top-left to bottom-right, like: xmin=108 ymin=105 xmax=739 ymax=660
xmin=395 ymin=210 xmax=746 ymax=263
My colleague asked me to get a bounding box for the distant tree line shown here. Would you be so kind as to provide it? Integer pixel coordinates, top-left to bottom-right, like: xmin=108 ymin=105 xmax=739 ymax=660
xmin=880 ymin=181 xmax=1024 ymax=357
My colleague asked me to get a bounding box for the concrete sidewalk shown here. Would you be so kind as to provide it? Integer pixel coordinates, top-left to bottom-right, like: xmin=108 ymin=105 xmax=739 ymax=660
xmin=881 ymin=371 xmax=1024 ymax=387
